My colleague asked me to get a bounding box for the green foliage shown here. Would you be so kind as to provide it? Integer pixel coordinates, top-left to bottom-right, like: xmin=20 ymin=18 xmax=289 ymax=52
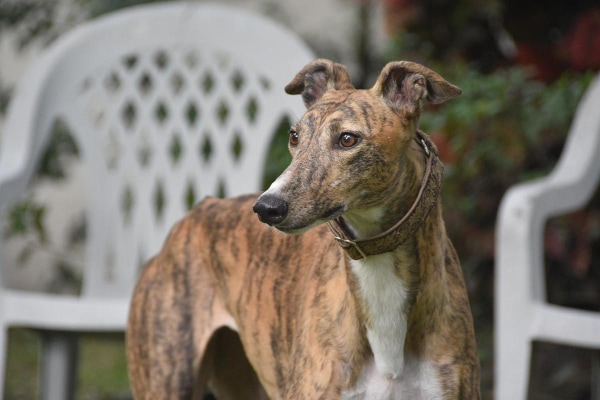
xmin=0 ymin=83 xmax=11 ymax=115
xmin=413 ymin=65 xmax=595 ymax=303
xmin=3 ymin=119 xmax=78 ymax=242
xmin=0 ymin=0 xmax=55 ymax=48
xmin=5 ymin=199 xmax=47 ymax=244
xmin=262 ymin=116 xmax=293 ymax=190
xmin=37 ymin=119 xmax=80 ymax=180
xmin=420 ymin=65 xmax=593 ymax=223
xmin=4 ymin=193 xmax=83 ymax=293
xmin=3 ymin=122 xmax=82 ymax=294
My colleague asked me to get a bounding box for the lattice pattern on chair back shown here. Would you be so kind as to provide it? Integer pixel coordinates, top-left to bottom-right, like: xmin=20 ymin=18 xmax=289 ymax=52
xmin=29 ymin=4 xmax=313 ymax=298
xmin=77 ymin=47 xmax=290 ymax=297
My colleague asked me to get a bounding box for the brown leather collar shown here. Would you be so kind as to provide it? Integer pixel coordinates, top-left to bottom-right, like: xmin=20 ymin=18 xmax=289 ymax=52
xmin=327 ymin=131 xmax=444 ymax=260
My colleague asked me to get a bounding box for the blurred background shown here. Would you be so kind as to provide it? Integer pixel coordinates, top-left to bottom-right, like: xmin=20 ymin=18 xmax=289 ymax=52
xmin=0 ymin=0 xmax=599 ymax=398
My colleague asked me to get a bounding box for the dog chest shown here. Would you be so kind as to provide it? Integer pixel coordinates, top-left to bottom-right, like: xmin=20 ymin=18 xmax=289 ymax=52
xmin=350 ymin=253 xmax=410 ymax=378
xmin=341 ymin=356 xmax=444 ymax=399
xmin=343 ymin=253 xmax=445 ymax=399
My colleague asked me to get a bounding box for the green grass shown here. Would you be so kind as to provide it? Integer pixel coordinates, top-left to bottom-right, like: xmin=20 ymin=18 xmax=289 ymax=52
xmin=5 ymin=329 xmax=131 ymax=400
xmin=5 ymin=329 xmax=39 ymax=400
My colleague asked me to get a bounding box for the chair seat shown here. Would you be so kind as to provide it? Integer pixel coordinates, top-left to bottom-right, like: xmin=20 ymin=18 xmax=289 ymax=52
xmin=1 ymin=290 xmax=128 ymax=331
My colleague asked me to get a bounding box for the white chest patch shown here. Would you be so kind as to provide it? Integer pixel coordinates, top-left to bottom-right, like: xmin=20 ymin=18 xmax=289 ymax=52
xmin=350 ymin=253 xmax=408 ymax=378
xmin=341 ymin=357 xmax=443 ymax=400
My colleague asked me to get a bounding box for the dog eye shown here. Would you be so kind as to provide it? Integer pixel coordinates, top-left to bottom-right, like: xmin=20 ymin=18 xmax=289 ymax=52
xmin=289 ymin=130 xmax=299 ymax=146
xmin=338 ymin=132 xmax=360 ymax=148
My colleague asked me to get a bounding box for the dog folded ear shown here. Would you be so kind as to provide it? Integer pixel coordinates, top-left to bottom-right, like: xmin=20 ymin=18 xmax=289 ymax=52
xmin=285 ymin=59 xmax=355 ymax=108
xmin=372 ymin=61 xmax=461 ymax=117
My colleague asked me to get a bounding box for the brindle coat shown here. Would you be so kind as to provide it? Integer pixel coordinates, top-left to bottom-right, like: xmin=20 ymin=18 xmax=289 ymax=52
xmin=127 ymin=59 xmax=480 ymax=399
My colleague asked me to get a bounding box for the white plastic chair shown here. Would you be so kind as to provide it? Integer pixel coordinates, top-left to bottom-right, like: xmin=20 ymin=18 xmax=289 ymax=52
xmin=495 ymin=74 xmax=600 ymax=399
xmin=0 ymin=2 xmax=313 ymax=399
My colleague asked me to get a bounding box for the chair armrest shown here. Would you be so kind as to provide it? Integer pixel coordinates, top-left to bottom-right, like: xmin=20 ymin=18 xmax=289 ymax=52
xmin=0 ymin=88 xmax=47 ymax=211
xmin=0 ymin=94 xmax=39 ymax=210
xmin=0 ymin=35 xmax=75 ymax=211
xmin=496 ymin=73 xmax=600 ymax=302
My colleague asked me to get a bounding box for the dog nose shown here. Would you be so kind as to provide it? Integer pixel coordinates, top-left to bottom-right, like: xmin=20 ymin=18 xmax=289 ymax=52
xmin=253 ymin=194 xmax=288 ymax=225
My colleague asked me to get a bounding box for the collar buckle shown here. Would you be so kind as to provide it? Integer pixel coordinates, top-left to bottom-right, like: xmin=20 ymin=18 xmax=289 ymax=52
xmin=333 ymin=237 xmax=368 ymax=260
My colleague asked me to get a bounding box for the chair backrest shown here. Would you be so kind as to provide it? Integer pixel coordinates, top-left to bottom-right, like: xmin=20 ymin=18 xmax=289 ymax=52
xmin=544 ymin=74 xmax=600 ymax=213
xmin=0 ymin=2 xmax=313 ymax=298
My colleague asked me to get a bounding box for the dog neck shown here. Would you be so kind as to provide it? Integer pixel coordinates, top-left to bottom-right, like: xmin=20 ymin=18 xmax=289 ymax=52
xmin=334 ymin=133 xmax=445 ymax=380
xmin=328 ymin=132 xmax=443 ymax=260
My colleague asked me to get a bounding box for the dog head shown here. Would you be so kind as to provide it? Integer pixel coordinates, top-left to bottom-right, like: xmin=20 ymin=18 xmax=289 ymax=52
xmin=253 ymin=59 xmax=460 ymax=235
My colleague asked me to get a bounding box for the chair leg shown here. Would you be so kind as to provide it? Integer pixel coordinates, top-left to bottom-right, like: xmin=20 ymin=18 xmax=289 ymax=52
xmin=496 ymin=332 xmax=532 ymax=400
xmin=38 ymin=331 xmax=78 ymax=400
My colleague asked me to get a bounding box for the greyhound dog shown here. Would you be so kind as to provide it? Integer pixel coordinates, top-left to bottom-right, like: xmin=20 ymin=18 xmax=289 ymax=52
xmin=127 ymin=59 xmax=480 ymax=399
